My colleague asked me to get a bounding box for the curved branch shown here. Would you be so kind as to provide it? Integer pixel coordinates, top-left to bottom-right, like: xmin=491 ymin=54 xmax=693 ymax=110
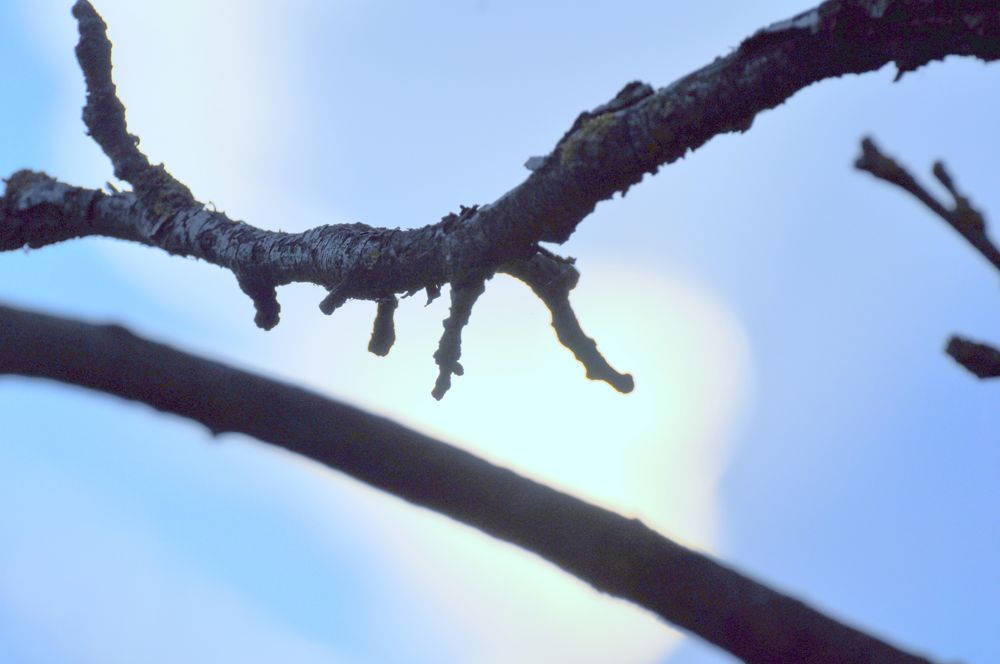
xmin=0 ymin=302 xmax=933 ymax=664
xmin=4 ymin=1 xmax=1000 ymax=397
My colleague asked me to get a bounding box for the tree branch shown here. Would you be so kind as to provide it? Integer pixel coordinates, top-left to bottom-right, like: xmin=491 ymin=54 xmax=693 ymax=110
xmin=855 ymin=138 xmax=1000 ymax=273
xmin=501 ymin=252 xmax=634 ymax=393
xmin=0 ymin=302 xmax=933 ymax=664
xmin=856 ymin=137 xmax=1000 ymax=380
xmin=946 ymin=336 xmax=1000 ymax=378
xmin=5 ymin=1 xmax=1000 ymax=396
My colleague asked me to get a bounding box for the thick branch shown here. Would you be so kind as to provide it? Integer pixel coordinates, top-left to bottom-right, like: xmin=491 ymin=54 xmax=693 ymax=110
xmin=4 ymin=1 xmax=1000 ymax=397
xmin=0 ymin=302 xmax=932 ymax=664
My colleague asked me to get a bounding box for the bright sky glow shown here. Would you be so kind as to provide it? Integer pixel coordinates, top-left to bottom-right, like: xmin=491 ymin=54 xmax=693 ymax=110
xmin=296 ymin=267 xmax=751 ymax=661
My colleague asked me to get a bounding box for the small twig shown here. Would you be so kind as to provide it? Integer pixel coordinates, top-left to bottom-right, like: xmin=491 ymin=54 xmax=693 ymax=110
xmin=501 ymin=254 xmax=633 ymax=393
xmin=368 ymin=296 xmax=398 ymax=356
xmin=856 ymin=137 xmax=1000 ymax=380
xmin=946 ymin=336 xmax=1000 ymax=379
xmin=72 ymin=0 xmax=194 ymax=214
xmin=855 ymin=137 xmax=1000 ymax=273
xmin=432 ymin=279 xmax=486 ymax=400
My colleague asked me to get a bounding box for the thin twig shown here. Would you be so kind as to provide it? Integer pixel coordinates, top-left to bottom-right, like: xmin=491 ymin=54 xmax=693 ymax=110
xmin=501 ymin=253 xmax=633 ymax=393
xmin=856 ymin=137 xmax=1000 ymax=380
xmin=432 ymin=279 xmax=485 ymax=400
xmin=946 ymin=336 xmax=1000 ymax=378
xmin=855 ymin=137 xmax=1000 ymax=273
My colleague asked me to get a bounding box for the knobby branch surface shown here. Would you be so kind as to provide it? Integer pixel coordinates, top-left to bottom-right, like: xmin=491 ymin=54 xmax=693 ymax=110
xmin=0 ymin=303 xmax=934 ymax=664
xmin=856 ymin=137 xmax=1000 ymax=380
xmin=4 ymin=1 xmax=1000 ymax=397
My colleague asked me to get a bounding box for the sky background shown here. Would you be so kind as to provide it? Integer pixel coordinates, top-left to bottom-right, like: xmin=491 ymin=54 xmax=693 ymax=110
xmin=1 ymin=1 xmax=998 ymax=662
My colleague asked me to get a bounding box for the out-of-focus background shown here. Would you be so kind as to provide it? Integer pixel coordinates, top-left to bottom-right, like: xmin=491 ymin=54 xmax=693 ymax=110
xmin=1 ymin=2 xmax=997 ymax=662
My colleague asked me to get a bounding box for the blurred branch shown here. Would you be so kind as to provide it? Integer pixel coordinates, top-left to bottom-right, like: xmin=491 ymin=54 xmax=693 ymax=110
xmin=856 ymin=137 xmax=1000 ymax=380
xmin=855 ymin=138 xmax=1000 ymax=273
xmin=0 ymin=302 xmax=932 ymax=664
xmin=5 ymin=1 xmax=1000 ymax=396
xmin=946 ymin=336 xmax=1000 ymax=378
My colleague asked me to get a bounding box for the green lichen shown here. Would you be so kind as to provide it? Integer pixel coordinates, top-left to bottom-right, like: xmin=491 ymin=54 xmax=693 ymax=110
xmin=139 ymin=165 xmax=195 ymax=220
xmin=559 ymin=113 xmax=618 ymax=167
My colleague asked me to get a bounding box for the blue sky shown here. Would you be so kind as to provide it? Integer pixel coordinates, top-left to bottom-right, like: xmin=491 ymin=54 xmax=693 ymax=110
xmin=1 ymin=2 xmax=998 ymax=662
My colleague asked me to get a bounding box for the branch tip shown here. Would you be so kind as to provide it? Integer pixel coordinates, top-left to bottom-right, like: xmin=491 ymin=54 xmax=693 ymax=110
xmin=856 ymin=137 xmax=1000 ymax=273
xmin=319 ymin=288 xmax=348 ymax=315
xmin=236 ymin=273 xmax=280 ymax=330
xmin=859 ymin=137 xmax=1000 ymax=381
xmin=432 ymin=280 xmax=485 ymax=400
xmin=368 ymin=297 xmax=398 ymax=357
xmin=502 ymin=254 xmax=633 ymax=393
xmin=946 ymin=336 xmax=1000 ymax=379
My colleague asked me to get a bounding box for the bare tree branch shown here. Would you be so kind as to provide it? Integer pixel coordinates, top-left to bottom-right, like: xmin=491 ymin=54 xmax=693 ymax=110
xmin=0 ymin=302 xmax=933 ymax=664
xmin=5 ymin=1 xmax=1000 ymax=397
xmin=946 ymin=336 xmax=1000 ymax=377
xmin=367 ymin=296 xmax=399 ymax=357
xmin=856 ymin=137 xmax=1000 ymax=380
xmin=432 ymin=277 xmax=486 ymax=400
xmin=855 ymin=137 xmax=1000 ymax=272
xmin=502 ymin=253 xmax=634 ymax=393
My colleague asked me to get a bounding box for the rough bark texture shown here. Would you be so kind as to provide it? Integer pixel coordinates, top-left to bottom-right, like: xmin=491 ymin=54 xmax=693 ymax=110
xmin=0 ymin=303 xmax=933 ymax=664
xmin=4 ymin=0 xmax=1000 ymax=396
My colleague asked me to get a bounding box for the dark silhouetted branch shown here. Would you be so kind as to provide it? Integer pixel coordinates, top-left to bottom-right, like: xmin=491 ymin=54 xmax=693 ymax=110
xmin=368 ymin=297 xmax=399 ymax=357
xmin=6 ymin=1 xmax=1000 ymax=396
xmin=0 ymin=302 xmax=933 ymax=664
xmin=432 ymin=278 xmax=485 ymax=400
xmin=502 ymin=253 xmax=634 ymax=393
xmin=946 ymin=336 xmax=1000 ymax=379
xmin=856 ymin=137 xmax=1000 ymax=380
xmin=856 ymin=137 xmax=1000 ymax=272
